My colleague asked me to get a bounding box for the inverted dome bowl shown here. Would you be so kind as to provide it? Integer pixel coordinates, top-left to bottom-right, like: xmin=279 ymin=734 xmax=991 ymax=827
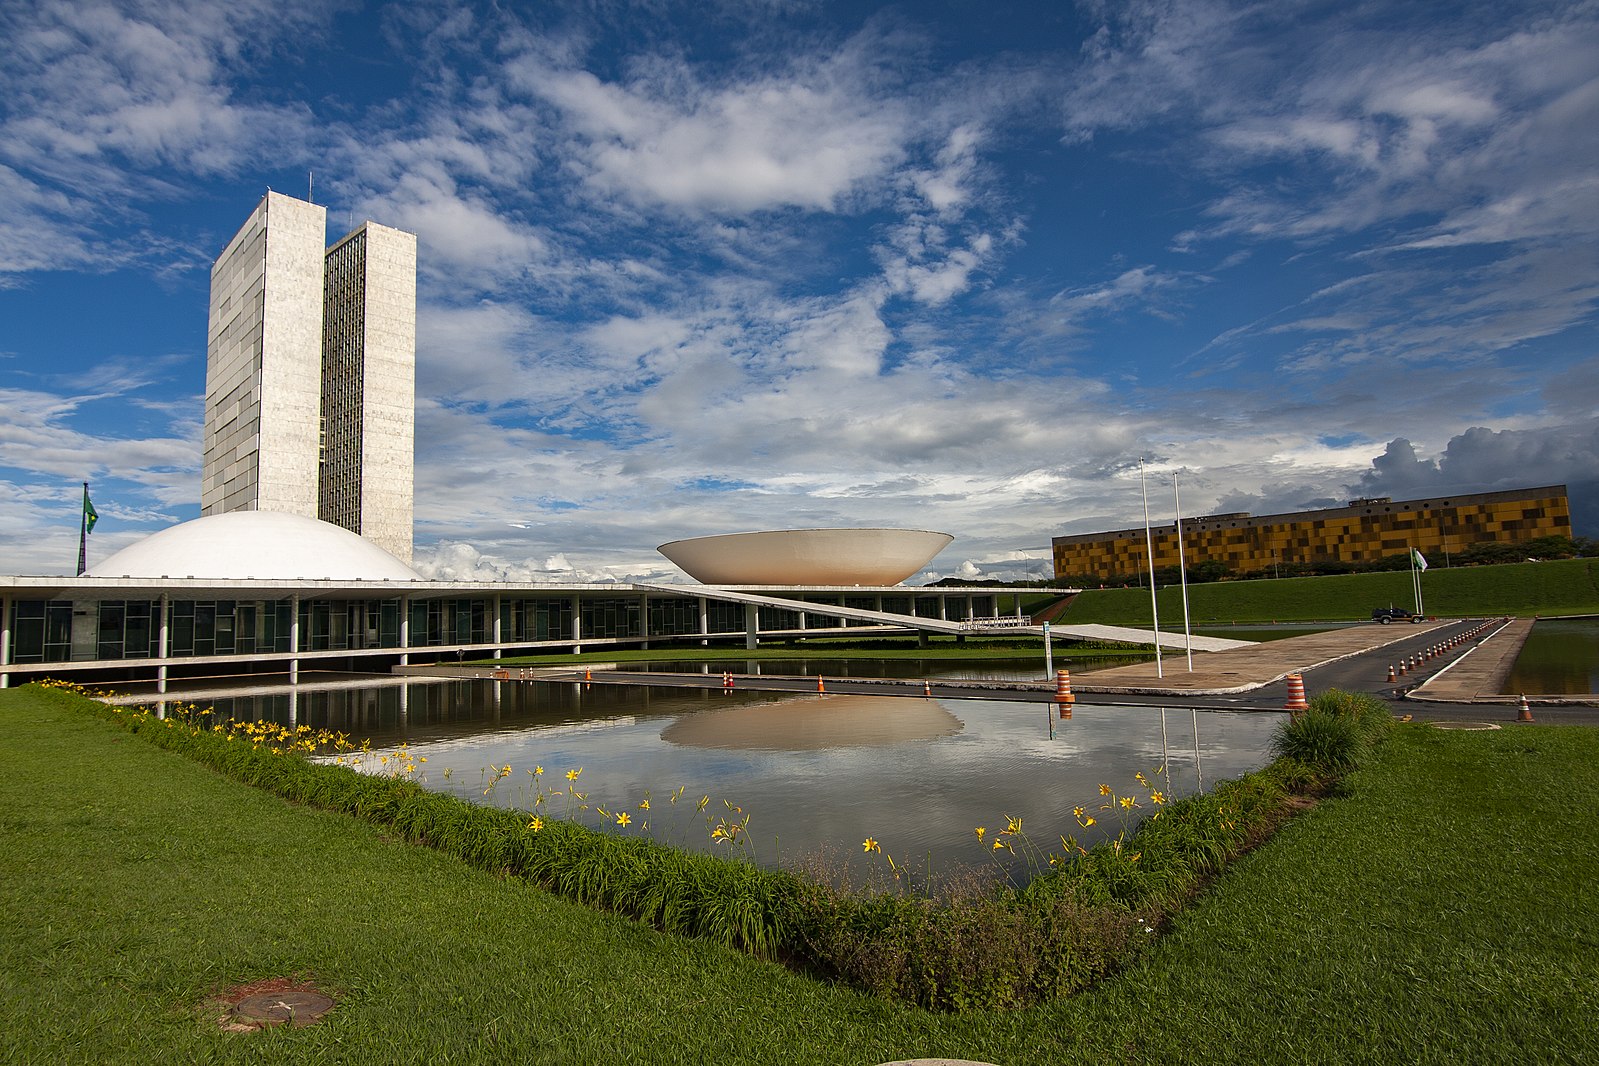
xmin=657 ymin=528 xmax=953 ymax=585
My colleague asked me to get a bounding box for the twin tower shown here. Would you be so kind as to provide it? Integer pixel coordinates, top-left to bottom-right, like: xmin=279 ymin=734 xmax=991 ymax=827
xmin=201 ymin=192 xmax=417 ymax=564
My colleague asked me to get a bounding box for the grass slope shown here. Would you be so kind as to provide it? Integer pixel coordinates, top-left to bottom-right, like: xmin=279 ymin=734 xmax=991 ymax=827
xmin=3 ymin=685 xmax=1596 ymax=1063
xmin=1063 ymin=557 xmax=1599 ymax=626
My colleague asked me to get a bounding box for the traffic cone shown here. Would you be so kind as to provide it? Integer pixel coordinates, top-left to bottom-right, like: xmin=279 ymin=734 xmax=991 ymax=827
xmin=923 ymin=679 xmax=932 ymax=696
xmin=584 ymin=668 xmax=592 ymax=681
xmin=1517 ymin=695 xmax=1534 ymax=723
xmin=1054 ymin=669 xmax=1075 ymax=705
xmin=817 ymin=676 xmax=826 ymax=692
xmin=1284 ymin=673 xmax=1309 ymax=712
xmin=722 ymin=671 xmax=733 ymax=690
xmin=1387 ymin=664 xmax=1397 ymax=683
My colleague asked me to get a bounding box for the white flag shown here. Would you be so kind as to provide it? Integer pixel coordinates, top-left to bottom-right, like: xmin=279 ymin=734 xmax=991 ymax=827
xmin=1413 ymin=549 xmax=1429 ymax=571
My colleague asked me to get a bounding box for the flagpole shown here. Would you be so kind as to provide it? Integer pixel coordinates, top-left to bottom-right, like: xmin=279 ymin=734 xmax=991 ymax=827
xmin=1140 ymin=458 xmax=1164 ymax=678
xmin=1174 ymin=472 xmax=1193 ymax=671
xmin=1412 ymin=546 xmax=1426 ymax=617
xmin=77 ymin=481 xmax=89 ymax=577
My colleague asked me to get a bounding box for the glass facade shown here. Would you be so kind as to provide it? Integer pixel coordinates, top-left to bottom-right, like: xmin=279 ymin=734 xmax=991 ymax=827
xmin=4 ymin=588 xmax=987 ymax=670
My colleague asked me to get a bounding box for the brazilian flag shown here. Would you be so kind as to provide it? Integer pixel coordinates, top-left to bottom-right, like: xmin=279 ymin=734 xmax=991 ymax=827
xmin=83 ymin=486 xmax=98 ymax=534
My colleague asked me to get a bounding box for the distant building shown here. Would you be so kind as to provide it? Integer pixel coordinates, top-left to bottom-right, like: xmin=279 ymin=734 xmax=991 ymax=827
xmin=1052 ymin=485 xmax=1573 ymax=580
xmin=201 ymin=192 xmax=416 ymax=563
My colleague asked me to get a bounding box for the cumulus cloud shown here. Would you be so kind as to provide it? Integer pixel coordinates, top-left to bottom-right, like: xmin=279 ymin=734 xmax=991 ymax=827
xmin=1352 ymin=422 xmax=1599 ymax=534
xmin=507 ymin=37 xmax=912 ymax=214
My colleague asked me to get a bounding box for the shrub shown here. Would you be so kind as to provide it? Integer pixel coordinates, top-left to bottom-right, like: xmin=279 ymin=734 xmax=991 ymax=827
xmin=1272 ymin=689 xmax=1394 ymax=777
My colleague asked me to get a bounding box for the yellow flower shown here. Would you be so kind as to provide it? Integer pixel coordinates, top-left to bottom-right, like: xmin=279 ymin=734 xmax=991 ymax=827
xmin=1005 ymin=814 xmax=1023 ymax=834
xmin=1151 ymin=790 xmax=1166 ymax=805
xmin=863 ymin=837 xmax=880 ymax=853
xmin=1120 ymin=796 xmax=1135 ymax=810
xmin=1135 ymin=771 xmax=1148 ymax=785
xmin=992 ymin=840 xmax=1012 ymax=852
xmin=639 ymin=799 xmax=650 ymax=810
xmin=566 ymin=767 xmax=582 ymax=781
xmin=1072 ymin=805 xmax=1086 ymax=819
xmin=616 ymin=811 xmax=632 ymax=827
xmin=974 ymin=826 xmax=986 ymax=842
xmin=529 ymin=816 xmax=544 ymax=832
xmin=1081 ymin=816 xmax=1096 ymax=827
xmin=1099 ymin=784 xmax=1113 ymax=796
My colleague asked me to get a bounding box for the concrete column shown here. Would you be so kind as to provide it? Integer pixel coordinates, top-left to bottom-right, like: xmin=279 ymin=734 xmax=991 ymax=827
xmin=939 ymin=595 xmax=948 ymax=621
xmin=571 ymin=594 xmax=582 ymax=654
xmin=157 ymin=594 xmax=170 ymax=693
xmin=1 ymin=594 xmax=10 ymax=688
xmin=698 ymin=596 xmax=709 ymax=647
xmin=289 ymin=595 xmax=300 ymax=685
xmin=399 ymin=594 xmax=410 ymax=666
xmin=744 ymin=603 xmax=758 ymax=650
xmin=639 ymin=593 xmax=650 ymax=650
xmin=493 ymin=594 xmax=503 ymax=659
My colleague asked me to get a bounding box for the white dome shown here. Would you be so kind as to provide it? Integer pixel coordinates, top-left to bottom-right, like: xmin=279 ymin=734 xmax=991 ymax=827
xmin=657 ymin=528 xmax=953 ymax=585
xmin=90 ymin=512 xmax=419 ymax=581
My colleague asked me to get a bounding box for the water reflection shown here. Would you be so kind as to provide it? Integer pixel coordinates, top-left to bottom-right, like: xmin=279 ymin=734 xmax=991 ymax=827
xmin=192 ymin=678 xmax=1282 ymax=887
xmin=1504 ymin=618 xmax=1599 ymax=695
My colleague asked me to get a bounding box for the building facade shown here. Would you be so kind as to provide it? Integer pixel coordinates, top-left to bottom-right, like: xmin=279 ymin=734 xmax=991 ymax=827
xmin=1 ymin=579 xmax=1014 ymax=689
xmin=1052 ymin=485 xmax=1572 ymax=580
xmin=201 ymin=192 xmax=417 ymax=563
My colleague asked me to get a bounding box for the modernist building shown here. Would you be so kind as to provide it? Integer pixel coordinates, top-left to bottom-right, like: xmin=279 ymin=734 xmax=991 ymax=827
xmin=0 ymin=513 xmax=1018 ymax=689
xmin=1053 ymin=485 xmax=1573 ymax=580
xmin=201 ymin=192 xmax=416 ymax=563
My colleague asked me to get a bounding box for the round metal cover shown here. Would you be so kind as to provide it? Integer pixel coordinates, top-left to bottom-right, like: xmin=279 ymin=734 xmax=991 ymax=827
xmin=232 ymin=990 xmax=335 ymax=1027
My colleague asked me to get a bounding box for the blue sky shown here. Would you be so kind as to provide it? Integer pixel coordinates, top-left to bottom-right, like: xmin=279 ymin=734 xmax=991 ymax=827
xmin=3 ymin=0 xmax=1596 ymax=582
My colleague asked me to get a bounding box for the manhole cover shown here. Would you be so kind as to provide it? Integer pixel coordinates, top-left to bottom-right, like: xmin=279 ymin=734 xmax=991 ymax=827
xmin=212 ymin=978 xmax=336 ymax=1031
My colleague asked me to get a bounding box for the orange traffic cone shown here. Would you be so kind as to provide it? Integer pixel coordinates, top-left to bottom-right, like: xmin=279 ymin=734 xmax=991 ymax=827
xmin=1284 ymin=673 xmax=1309 ymax=711
xmin=817 ymin=676 xmax=826 ymax=692
xmin=923 ymin=679 xmax=932 ymax=696
xmin=1054 ymin=669 xmax=1075 ymax=705
xmin=722 ymin=671 xmax=733 ymax=690
xmin=1517 ymin=695 xmax=1534 ymax=723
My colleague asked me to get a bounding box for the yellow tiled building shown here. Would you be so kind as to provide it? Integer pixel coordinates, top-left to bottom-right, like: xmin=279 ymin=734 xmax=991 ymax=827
xmin=1052 ymin=485 xmax=1572 ymax=580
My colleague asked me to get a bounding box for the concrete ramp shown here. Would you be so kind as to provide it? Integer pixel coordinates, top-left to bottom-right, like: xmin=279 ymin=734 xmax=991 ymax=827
xmin=632 ymin=582 xmax=1253 ymax=652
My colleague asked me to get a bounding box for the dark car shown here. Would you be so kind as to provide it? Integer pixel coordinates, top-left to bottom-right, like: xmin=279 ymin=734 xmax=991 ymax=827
xmin=1371 ymin=606 xmax=1421 ymax=623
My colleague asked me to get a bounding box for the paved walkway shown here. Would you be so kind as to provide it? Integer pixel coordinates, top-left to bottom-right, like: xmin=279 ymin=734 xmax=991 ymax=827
xmin=1073 ymin=621 xmax=1456 ymax=696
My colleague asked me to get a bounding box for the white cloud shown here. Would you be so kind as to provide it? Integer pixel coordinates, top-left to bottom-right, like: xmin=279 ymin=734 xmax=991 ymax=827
xmin=505 ymin=29 xmax=914 ymax=214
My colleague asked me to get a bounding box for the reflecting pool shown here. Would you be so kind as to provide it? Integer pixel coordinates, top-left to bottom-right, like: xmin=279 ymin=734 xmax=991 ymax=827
xmin=1504 ymin=618 xmax=1599 ymax=695
xmin=199 ymin=679 xmax=1283 ymax=885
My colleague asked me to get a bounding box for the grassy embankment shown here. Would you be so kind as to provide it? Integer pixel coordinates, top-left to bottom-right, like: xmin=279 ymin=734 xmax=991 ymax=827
xmin=1061 ymin=556 xmax=1599 ymax=627
xmin=4 ymin=684 xmax=1596 ymax=1063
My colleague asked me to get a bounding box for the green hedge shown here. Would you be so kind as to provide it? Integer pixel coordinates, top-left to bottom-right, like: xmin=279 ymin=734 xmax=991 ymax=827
xmin=44 ymin=682 xmax=1387 ymax=1011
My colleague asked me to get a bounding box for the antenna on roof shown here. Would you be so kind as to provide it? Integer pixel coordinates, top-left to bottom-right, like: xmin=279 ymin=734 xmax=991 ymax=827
xmin=308 ymin=170 xmax=314 ymax=204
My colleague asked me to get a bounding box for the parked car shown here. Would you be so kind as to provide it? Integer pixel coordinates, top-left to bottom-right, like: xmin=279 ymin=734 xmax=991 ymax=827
xmin=1371 ymin=606 xmax=1422 ymax=623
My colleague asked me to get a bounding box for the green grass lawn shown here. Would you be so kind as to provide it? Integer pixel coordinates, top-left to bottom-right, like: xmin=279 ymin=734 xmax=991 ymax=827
xmin=3 ymin=684 xmax=1595 ymax=1063
xmin=1063 ymin=557 xmax=1599 ymax=626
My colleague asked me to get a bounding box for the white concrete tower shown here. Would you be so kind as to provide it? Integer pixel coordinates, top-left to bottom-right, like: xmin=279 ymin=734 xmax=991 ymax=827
xmin=320 ymin=222 xmax=417 ymax=564
xmin=202 ymin=192 xmax=327 ymax=518
xmin=202 ymin=193 xmax=416 ymax=564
